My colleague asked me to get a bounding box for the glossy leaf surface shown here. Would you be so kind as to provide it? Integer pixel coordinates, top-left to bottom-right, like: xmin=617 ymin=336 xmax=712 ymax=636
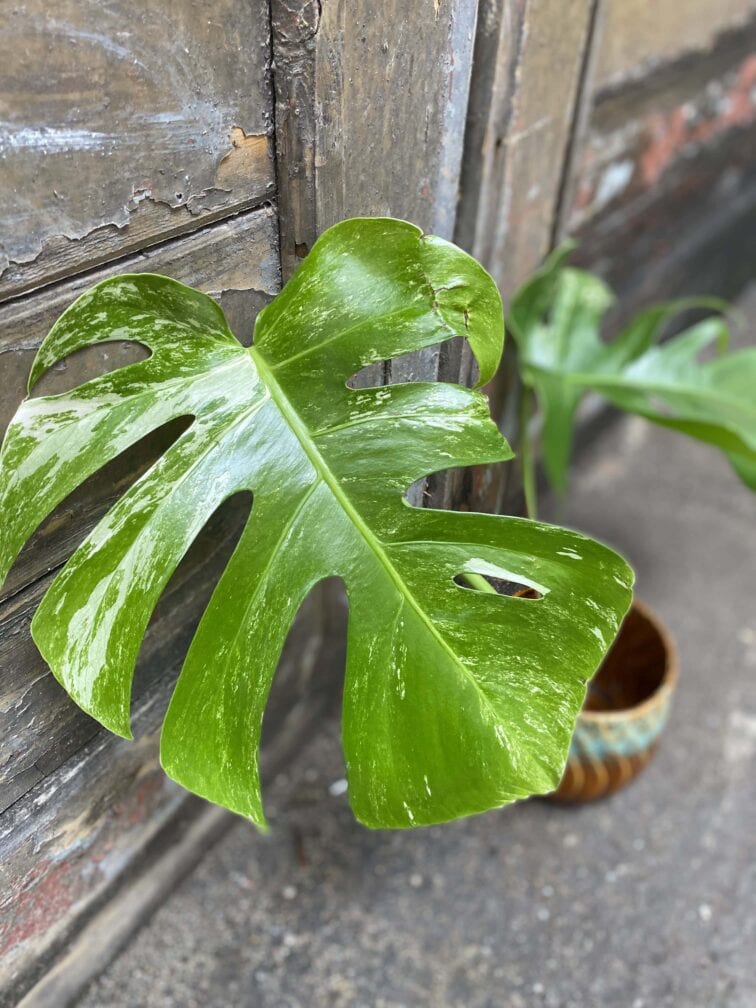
xmin=509 ymin=245 xmax=756 ymax=494
xmin=0 ymin=219 xmax=633 ymax=828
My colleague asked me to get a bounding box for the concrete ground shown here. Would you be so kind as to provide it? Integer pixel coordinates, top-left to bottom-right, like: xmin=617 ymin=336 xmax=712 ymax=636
xmin=80 ymin=314 xmax=756 ymax=1008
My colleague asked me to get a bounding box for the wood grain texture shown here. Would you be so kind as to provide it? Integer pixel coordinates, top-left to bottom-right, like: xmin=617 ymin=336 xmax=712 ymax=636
xmin=270 ymin=0 xmax=478 ymax=394
xmin=312 ymin=0 xmax=476 ymax=241
xmin=453 ymin=0 xmax=597 ymax=515
xmin=455 ymin=0 xmax=526 ymax=266
xmin=457 ymin=0 xmax=596 ymax=296
xmin=0 ymin=0 xmax=276 ymax=302
xmin=0 ymin=679 xmax=188 ymax=1004
xmin=271 ymin=0 xmax=478 ymax=277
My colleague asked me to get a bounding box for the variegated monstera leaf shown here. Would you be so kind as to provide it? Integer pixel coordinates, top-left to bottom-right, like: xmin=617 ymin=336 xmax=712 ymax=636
xmin=0 ymin=219 xmax=632 ymax=829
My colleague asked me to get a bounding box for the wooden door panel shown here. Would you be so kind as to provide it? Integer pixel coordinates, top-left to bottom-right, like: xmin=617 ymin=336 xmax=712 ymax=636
xmin=0 ymin=0 xmax=275 ymax=301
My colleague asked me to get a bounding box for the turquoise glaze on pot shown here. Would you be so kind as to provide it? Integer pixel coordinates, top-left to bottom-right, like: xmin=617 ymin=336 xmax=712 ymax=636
xmin=553 ymin=599 xmax=678 ymax=802
xmin=569 ymin=694 xmax=674 ymax=760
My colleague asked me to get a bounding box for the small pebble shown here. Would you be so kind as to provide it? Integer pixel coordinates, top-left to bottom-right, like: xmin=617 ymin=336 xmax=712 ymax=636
xmin=328 ymin=778 xmax=348 ymax=796
xmin=282 ymin=885 xmax=297 ymax=900
xmin=409 ymin=872 xmax=424 ymax=888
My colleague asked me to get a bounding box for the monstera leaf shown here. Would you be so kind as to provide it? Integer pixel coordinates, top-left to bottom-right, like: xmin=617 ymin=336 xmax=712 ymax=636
xmin=509 ymin=244 xmax=756 ymax=495
xmin=0 ymin=218 xmax=633 ymax=829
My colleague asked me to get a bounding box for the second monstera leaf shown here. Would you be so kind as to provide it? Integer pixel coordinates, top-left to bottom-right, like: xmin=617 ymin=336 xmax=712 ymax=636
xmin=509 ymin=243 xmax=756 ymax=497
xmin=0 ymin=219 xmax=632 ymax=829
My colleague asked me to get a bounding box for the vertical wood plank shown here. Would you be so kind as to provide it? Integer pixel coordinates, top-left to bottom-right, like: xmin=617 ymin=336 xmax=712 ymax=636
xmin=271 ymin=0 xmax=480 ymax=275
xmin=455 ymin=0 xmax=528 ymax=269
xmin=453 ymin=0 xmax=599 ymax=513
xmin=458 ymin=0 xmax=597 ymax=298
xmin=551 ymin=1 xmax=605 ymax=244
xmin=312 ymin=0 xmax=477 ymax=239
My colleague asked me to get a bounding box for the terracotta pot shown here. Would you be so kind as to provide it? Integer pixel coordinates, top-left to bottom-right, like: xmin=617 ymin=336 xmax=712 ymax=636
xmin=550 ymin=598 xmax=678 ymax=802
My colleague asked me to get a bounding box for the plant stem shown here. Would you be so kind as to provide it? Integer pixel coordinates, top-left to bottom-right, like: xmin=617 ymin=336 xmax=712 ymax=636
xmin=519 ymin=384 xmax=538 ymax=520
xmin=459 ymin=571 xmax=499 ymax=595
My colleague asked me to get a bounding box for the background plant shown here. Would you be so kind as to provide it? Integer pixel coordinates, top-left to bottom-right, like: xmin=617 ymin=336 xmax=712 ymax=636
xmin=508 ymin=243 xmax=756 ymax=518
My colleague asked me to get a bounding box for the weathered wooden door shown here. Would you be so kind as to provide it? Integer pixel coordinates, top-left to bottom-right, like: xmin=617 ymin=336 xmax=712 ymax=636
xmin=0 ymin=4 xmax=495 ymax=1000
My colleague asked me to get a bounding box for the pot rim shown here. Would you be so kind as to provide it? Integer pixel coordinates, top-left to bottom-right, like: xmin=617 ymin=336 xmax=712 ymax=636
xmin=577 ymin=596 xmax=678 ymax=724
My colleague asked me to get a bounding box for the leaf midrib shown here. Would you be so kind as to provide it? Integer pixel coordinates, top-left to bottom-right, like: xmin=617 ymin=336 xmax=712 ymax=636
xmin=249 ymin=345 xmax=501 ymax=721
xmin=568 ymin=369 xmax=756 ymax=406
xmin=529 ymin=363 xmax=756 ymax=424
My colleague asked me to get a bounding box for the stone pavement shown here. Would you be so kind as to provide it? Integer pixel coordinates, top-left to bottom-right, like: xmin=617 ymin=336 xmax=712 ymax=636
xmin=79 ymin=304 xmax=756 ymax=1008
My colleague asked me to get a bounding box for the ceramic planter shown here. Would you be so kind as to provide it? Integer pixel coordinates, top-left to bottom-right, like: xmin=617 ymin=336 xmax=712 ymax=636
xmin=550 ymin=598 xmax=678 ymax=802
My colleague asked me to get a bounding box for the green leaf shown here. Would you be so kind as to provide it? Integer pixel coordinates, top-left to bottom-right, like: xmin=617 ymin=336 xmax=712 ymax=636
xmin=508 ymin=252 xmax=614 ymax=495
xmin=509 ymin=244 xmax=756 ymax=495
xmin=578 ymin=320 xmax=756 ymax=471
xmin=0 ymin=218 xmax=633 ymax=829
xmin=728 ymin=449 xmax=756 ymax=490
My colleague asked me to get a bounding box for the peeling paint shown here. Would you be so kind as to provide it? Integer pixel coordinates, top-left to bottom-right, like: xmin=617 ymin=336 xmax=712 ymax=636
xmin=0 ymin=126 xmax=272 ymax=280
xmin=216 ymin=127 xmax=271 ymax=191
xmin=0 ymin=1 xmax=275 ymax=294
xmin=0 ymin=135 xmax=274 ymax=309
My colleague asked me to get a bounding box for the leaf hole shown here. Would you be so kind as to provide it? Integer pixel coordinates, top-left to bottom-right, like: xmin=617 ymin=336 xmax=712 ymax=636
xmin=260 ymin=576 xmax=348 ymax=777
xmin=1 ymin=416 xmax=193 ymax=604
xmin=453 ymin=573 xmax=542 ymax=599
xmin=30 ymin=340 xmax=151 ymax=398
xmin=347 ymin=358 xmax=433 ymax=390
xmin=346 ymin=365 xmax=385 ymax=390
